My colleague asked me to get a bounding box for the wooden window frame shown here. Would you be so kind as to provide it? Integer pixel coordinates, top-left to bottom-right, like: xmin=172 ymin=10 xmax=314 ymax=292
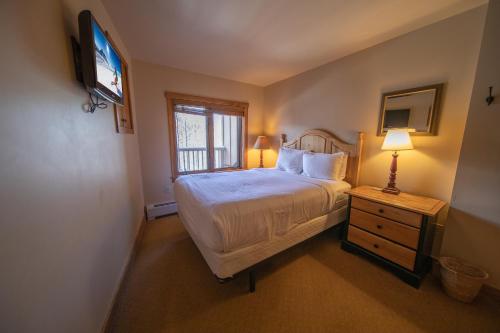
xmin=166 ymin=92 xmax=248 ymax=181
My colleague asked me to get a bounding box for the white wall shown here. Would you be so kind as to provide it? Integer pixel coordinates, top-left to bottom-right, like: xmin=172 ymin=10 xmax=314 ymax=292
xmin=442 ymin=0 xmax=500 ymax=289
xmin=133 ymin=60 xmax=264 ymax=205
xmin=0 ymin=1 xmax=144 ymax=332
xmin=263 ymin=7 xmax=486 ymax=203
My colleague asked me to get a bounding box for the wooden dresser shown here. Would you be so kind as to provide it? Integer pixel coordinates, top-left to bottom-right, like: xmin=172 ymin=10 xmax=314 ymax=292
xmin=341 ymin=186 xmax=446 ymax=287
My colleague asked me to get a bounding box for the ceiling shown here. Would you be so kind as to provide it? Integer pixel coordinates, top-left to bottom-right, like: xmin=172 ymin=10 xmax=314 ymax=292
xmin=102 ymin=0 xmax=486 ymax=86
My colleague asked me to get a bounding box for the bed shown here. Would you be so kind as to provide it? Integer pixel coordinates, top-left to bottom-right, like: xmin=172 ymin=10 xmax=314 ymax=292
xmin=174 ymin=129 xmax=364 ymax=291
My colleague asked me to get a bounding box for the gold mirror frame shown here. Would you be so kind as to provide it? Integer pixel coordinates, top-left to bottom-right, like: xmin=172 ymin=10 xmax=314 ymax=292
xmin=377 ymin=83 xmax=444 ymax=136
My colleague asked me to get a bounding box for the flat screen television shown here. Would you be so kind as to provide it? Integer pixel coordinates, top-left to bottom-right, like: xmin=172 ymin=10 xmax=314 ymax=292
xmin=78 ymin=10 xmax=123 ymax=105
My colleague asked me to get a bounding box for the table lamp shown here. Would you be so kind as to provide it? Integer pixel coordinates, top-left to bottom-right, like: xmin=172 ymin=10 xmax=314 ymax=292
xmin=381 ymin=129 xmax=414 ymax=195
xmin=254 ymin=136 xmax=270 ymax=168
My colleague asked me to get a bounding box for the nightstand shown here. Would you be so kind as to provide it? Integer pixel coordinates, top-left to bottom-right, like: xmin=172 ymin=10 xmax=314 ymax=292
xmin=341 ymin=185 xmax=446 ymax=288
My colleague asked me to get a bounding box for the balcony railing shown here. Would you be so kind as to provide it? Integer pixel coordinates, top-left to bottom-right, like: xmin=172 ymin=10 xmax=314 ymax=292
xmin=178 ymin=147 xmax=228 ymax=172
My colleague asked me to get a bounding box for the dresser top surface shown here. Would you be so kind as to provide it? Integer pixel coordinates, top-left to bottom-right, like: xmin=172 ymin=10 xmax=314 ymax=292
xmin=346 ymin=186 xmax=446 ymax=216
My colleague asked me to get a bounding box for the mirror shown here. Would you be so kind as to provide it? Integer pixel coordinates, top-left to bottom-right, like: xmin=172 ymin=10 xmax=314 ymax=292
xmin=378 ymin=84 xmax=443 ymax=135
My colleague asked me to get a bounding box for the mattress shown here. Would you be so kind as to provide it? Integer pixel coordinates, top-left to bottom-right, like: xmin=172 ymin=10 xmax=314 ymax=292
xmin=179 ymin=206 xmax=347 ymax=278
xmin=174 ymin=168 xmax=351 ymax=253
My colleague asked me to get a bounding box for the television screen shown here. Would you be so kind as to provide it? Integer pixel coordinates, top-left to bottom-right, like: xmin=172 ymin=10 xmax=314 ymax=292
xmin=92 ymin=21 xmax=123 ymax=100
xmin=383 ymin=109 xmax=410 ymax=129
xmin=78 ymin=10 xmax=124 ymax=105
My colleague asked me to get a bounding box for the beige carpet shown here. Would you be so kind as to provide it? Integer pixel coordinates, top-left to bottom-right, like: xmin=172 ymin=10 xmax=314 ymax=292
xmin=107 ymin=215 xmax=500 ymax=333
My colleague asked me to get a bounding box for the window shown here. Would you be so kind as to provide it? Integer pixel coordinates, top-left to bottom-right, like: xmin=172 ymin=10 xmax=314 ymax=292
xmin=166 ymin=92 xmax=248 ymax=180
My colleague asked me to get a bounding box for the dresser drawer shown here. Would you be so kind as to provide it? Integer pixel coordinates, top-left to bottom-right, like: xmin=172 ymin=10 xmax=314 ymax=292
xmin=351 ymin=197 xmax=422 ymax=228
xmin=349 ymin=208 xmax=420 ymax=249
xmin=347 ymin=225 xmax=416 ymax=271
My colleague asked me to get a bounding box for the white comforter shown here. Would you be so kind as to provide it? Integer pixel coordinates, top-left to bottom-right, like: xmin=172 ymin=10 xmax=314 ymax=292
xmin=174 ymin=169 xmax=350 ymax=253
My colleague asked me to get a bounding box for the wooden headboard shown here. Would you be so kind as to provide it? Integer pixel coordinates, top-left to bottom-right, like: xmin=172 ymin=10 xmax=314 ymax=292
xmin=280 ymin=129 xmax=365 ymax=187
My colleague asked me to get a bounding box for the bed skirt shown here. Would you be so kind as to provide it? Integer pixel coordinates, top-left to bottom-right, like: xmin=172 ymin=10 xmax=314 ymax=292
xmin=178 ymin=206 xmax=347 ymax=278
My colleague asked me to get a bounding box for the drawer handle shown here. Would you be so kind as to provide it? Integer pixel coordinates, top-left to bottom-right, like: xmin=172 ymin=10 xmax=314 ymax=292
xmin=373 ymin=244 xmax=380 ymax=249
xmin=378 ymin=208 xmax=384 ymax=214
xmin=376 ymin=224 xmax=383 ymax=229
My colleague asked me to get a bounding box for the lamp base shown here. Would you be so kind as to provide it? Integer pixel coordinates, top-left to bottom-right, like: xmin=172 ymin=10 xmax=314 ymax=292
xmin=383 ymin=151 xmax=400 ymax=195
xmin=382 ymin=186 xmax=400 ymax=195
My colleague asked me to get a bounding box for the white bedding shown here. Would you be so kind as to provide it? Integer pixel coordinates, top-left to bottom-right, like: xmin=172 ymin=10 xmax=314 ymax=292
xmin=174 ymin=168 xmax=350 ymax=253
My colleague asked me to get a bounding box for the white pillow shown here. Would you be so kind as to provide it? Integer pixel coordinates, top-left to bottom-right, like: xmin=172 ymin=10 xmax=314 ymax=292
xmin=276 ymin=147 xmax=305 ymax=174
xmin=338 ymin=153 xmax=348 ymax=180
xmin=302 ymin=152 xmax=345 ymax=180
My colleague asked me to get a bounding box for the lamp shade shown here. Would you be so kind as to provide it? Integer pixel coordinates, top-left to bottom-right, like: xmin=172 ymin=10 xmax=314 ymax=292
xmin=381 ymin=129 xmax=414 ymax=151
xmin=254 ymin=136 xmax=270 ymax=149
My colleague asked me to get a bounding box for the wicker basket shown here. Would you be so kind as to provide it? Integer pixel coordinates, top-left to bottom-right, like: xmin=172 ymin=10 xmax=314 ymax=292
xmin=439 ymin=257 xmax=489 ymax=303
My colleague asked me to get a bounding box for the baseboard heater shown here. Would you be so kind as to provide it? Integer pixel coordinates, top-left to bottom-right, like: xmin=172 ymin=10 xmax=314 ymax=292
xmin=145 ymin=201 xmax=177 ymax=221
